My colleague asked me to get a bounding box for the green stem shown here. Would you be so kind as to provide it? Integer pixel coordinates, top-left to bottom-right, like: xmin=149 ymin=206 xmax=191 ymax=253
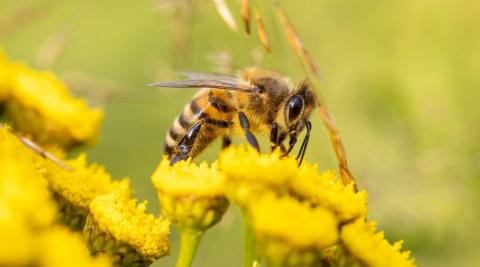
xmin=243 ymin=221 xmax=261 ymax=267
xmin=175 ymin=229 xmax=203 ymax=267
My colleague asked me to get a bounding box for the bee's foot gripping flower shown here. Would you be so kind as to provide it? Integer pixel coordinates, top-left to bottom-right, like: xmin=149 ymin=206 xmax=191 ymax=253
xmin=249 ymin=194 xmax=339 ymax=267
xmin=151 ymin=157 xmax=229 ymax=267
xmin=84 ymin=191 xmax=171 ymax=267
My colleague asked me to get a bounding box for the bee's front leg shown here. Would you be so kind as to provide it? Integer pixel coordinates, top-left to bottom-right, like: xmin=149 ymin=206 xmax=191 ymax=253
xmin=238 ymin=111 xmax=260 ymax=152
xmin=269 ymin=123 xmax=287 ymax=152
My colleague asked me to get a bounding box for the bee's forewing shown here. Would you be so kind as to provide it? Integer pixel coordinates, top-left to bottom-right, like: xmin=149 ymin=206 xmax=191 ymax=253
xmin=148 ymin=72 xmax=255 ymax=93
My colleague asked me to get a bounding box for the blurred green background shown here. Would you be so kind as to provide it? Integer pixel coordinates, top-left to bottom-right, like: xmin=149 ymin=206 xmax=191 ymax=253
xmin=1 ymin=0 xmax=479 ymax=266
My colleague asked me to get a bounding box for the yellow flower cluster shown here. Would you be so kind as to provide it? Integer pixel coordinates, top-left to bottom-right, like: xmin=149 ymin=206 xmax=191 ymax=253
xmin=152 ymin=157 xmax=229 ymax=231
xmin=251 ymin=194 xmax=338 ymax=266
xmin=291 ymin=162 xmax=368 ymax=222
xmin=0 ymin=127 xmax=112 ymax=267
xmin=219 ymin=145 xmax=298 ymax=206
xmin=341 ymin=219 xmax=415 ymax=267
xmin=0 ymin=50 xmax=102 ymax=148
xmin=39 ymin=226 xmax=112 ymax=267
xmin=41 ymin=154 xmax=130 ymax=230
xmin=88 ymin=191 xmax=171 ymax=259
xmin=215 ymin=145 xmax=414 ymax=267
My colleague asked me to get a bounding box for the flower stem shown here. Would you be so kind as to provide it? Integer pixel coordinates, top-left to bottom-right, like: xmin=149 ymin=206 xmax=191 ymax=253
xmin=175 ymin=229 xmax=203 ymax=267
xmin=243 ymin=221 xmax=261 ymax=267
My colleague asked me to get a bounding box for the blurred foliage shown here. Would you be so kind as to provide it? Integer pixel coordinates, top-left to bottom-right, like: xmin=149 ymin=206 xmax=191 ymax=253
xmin=1 ymin=0 xmax=479 ymax=266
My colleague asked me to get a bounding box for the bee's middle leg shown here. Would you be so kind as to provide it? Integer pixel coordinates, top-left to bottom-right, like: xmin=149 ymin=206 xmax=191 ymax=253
xmin=238 ymin=111 xmax=260 ymax=152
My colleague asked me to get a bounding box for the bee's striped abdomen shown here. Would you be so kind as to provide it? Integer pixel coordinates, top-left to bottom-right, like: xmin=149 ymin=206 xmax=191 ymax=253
xmin=164 ymin=89 xmax=235 ymax=158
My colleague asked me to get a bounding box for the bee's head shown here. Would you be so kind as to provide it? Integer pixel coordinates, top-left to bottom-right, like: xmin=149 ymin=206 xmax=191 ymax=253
xmin=284 ymin=81 xmax=316 ymax=135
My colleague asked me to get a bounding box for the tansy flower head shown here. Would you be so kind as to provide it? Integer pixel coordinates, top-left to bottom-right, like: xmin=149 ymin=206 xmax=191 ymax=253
xmin=40 ymin=226 xmax=112 ymax=267
xmin=218 ymin=145 xmax=298 ymax=206
xmin=43 ymin=154 xmax=130 ymax=230
xmin=290 ymin=162 xmax=368 ymax=222
xmin=0 ymin=50 xmax=10 ymax=101
xmin=85 ymin=191 xmax=171 ymax=266
xmin=249 ymin=194 xmax=339 ymax=267
xmin=1 ymin=56 xmax=102 ymax=148
xmin=152 ymin=157 xmax=228 ymax=231
xmin=340 ymin=218 xmax=415 ymax=267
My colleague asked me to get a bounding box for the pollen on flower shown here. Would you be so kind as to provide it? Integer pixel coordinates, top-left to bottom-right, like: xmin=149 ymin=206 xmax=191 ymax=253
xmin=219 ymin=145 xmax=298 ymax=186
xmin=0 ymin=53 xmax=103 ymax=148
xmin=290 ymin=162 xmax=368 ymax=221
xmin=151 ymin=157 xmax=229 ymax=231
xmin=152 ymin=156 xmax=226 ymax=197
xmin=39 ymin=226 xmax=112 ymax=267
xmin=250 ymin=194 xmax=339 ymax=249
xmin=88 ymin=191 xmax=171 ymax=258
xmin=341 ymin=218 xmax=415 ymax=267
xmin=43 ymin=154 xmax=130 ymax=210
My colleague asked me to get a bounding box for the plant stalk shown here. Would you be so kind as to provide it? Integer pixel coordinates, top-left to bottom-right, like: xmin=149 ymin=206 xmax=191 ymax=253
xmin=243 ymin=221 xmax=261 ymax=267
xmin=175 ymin=229 xmax=203 ymax=267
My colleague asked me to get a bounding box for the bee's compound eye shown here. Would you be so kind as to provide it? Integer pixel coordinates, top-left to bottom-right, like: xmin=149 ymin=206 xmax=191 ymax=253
xmin=286 ymin=95 xmax=304 ymax=123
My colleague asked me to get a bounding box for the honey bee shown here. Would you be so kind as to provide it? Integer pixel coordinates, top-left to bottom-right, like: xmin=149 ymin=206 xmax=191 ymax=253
xmin=149 ymin=68 xmax=317 ymax=165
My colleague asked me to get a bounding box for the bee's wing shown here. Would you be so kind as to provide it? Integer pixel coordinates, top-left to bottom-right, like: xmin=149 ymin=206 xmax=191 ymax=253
xmin=148 ymin=72 xmax=256 ymax=93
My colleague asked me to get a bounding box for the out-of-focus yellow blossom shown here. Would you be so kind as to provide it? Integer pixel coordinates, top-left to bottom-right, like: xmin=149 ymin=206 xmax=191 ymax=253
xmin=85 ymin=191 xmax=171 ymax=266
xmin=152 ymin=157 xmax=228 ymax=231
xmin=290 ymin=162 xmax=368 ymax=222
xmin=340 ymin=219 xmax=415 ymax=267
xmin=0 ymin=50 xmax=10 ymax=101
xmin=39 ymin=226 xmax=112 ymax=267
xmin=0 ymin=216 xmax=35 ymax=266
xmin=0 ymin=127 xmax=57 ymax=229
xmin=249 ymin=194 xmax=339 ymax=267
xmin=218 ymin=145 xmax=297 ymax=206
xmin=0 ymin=52 xmax=102 ymax=148
xmin=42 ymin=154 xmax=130 ymax=230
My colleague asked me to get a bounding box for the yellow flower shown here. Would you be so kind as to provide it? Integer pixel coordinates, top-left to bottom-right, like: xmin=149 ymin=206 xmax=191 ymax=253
xmin=151 ymin=157 xmax=228 ymax=231
xmin=0 ymin=215 xmax=35 ymax=266
xmin=0 ymin=127 xmax=57 ymax=229
xmin=290 ymin=162 xmax=368 ymax=222
xmin=340 ymin=219 xmax=415 ymax=267
xmin=39 ymin=226 xmax=112 ymax=267
xmin=218 ymin=145 xmax=297 ymax=206
xmin=0 ymin=50 xmax=11 ymax=101
xmin=86 ymin=191 xmax=171 ymax=266
xmin=43 ymin=154 xmax=130 ymax=230
xmin=0 ymin=54 xmax=102 ymax=148
xmin=249 ymin=194 xmax=339 ymax=267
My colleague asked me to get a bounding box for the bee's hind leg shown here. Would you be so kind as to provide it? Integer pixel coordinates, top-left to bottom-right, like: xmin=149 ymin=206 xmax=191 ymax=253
xmin=238 ymin=112 xmax=260 ymax=152
xmin=170 ymin=120 xmax=204 ymax=165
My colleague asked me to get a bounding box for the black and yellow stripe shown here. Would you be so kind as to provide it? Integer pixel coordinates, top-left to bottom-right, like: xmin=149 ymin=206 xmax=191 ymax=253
xmin=164 ymin=89 xmax=235 ymax=158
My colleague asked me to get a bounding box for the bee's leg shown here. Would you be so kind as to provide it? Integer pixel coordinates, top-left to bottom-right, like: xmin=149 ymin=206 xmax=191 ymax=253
xmin=238 ymin=111 xmax=260 ymax=152
xmin=170 ymin=120 xmax=204 ymax=165
xmin=222 ymin=135 xmax=232 ymax=149
xmin=281 ymin=135 xmax=297 ymax=158
xmin=270 ymin=123 xmax=279 ymax=151
xmin=295 ymin=120 xmax=312 ymax=166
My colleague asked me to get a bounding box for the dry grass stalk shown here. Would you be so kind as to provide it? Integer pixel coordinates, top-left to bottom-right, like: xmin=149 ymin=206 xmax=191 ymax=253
xmin=274 ymin=3 xmax=357 ymax=190
xmin=254 ymin=4 xmax=271 ymax=53
xmin=275 ymin=3 xmax=322 ymax=80
xmin=0 ymin=5 xmax=42 ymax=38
xmin=241 ymin=0 xmax=251 ymax=34
xmin=36 ymin=28 xmax=72 ymax=68
xmin=212 ymin=0 xmax=238 ymax=31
